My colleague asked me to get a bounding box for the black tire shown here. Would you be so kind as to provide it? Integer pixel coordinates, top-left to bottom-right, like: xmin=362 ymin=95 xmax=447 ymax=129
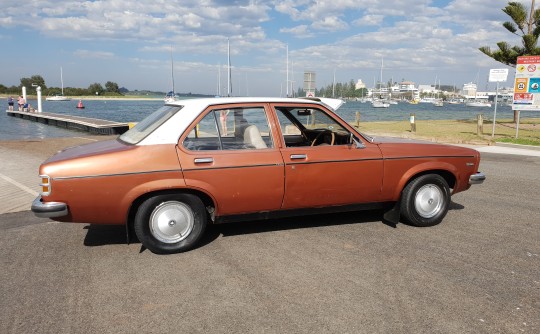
xmin=400 ymin=174 xmax=450 ymax=227
xmin=134 ymin=193 xmax=207 ymax=254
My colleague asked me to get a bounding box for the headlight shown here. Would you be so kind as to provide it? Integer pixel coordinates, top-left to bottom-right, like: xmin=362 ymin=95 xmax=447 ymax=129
xmin=39 ymin=175 xmax=51 ymax=196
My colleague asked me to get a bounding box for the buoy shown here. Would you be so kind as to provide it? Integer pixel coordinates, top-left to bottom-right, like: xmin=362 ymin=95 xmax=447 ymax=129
xmin=77 ymin=100 xmax=85 ymax=109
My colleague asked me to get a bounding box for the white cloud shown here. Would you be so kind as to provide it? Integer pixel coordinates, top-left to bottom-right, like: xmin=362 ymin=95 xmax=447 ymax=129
xmin=280 ymin=25 xmax=315 ymax=38
xmin=74 ymin=49 xmax=115 ymax=59
xmin=312 ymin=16 xmax=348 ymax=31
xmin=353 ymin=15 xmax=384 ymax=27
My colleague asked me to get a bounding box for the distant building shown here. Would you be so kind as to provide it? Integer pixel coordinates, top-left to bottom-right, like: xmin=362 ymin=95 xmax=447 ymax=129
xmin=399 ymin=81 xmax=416 ymax=91
xmin=303 ymin=71 xmax=316 ymax=97
xmin=355 ymin=79 xmax=366 ymax=90
xmin=462 ymin=82 xmax=477 ymax=99
xmin=399 ymin=80 xmax=419 ymax=100
xmin=418 ymin=84 xmax=437 ymax=94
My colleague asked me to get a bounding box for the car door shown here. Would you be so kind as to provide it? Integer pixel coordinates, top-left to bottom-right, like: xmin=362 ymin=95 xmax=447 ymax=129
xmin=272 ymin=104 xmax=384 ymax=209
xmin=177 ymin=104 xmax=285 ymax=216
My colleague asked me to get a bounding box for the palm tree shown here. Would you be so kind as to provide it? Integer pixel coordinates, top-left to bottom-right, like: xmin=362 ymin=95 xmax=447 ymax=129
xmin=479 ymin=1 xmax=540 ymax=66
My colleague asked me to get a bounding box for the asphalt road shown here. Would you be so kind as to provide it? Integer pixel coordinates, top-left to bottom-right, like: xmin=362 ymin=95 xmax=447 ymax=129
xmin=1 ymin=152 xmax=538 ymax=334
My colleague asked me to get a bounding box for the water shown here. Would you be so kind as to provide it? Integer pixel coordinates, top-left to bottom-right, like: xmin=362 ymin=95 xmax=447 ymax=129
xmin=1 ymin=98 xmax=535 ymax=140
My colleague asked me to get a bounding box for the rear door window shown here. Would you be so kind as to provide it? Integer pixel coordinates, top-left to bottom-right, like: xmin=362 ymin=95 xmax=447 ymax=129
xmin=183 ymin=107 xmax=273 ymax=151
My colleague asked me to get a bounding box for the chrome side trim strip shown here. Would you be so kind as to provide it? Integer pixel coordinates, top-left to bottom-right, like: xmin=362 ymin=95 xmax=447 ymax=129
xmin=52 ymin=169 xmax=182 ymax=180
xmin=384 ymin=155 xmax=476 ymax=160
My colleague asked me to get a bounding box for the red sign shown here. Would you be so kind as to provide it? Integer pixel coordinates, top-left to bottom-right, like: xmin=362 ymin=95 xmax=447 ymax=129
xmin=513 ymin=93 xmax=534 ymax=104
xmin=517 ymin=56 xmax=540 ymax=64
xmin=528 ymin=64 xmax=537 ymax=72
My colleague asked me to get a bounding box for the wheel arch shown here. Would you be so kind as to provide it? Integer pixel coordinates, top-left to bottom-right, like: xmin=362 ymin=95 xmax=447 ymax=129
xmin=395 ymin=168 xmax=456 ymax=200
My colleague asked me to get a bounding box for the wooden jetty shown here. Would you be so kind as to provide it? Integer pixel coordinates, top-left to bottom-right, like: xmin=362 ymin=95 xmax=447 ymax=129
xmin=6 ymin=110 xmax=130 ymax=135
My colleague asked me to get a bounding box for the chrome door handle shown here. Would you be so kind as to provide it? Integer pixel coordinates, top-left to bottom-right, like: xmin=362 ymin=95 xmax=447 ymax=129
xmin=290 ymin=154 xmax=307 ymax=160
xmin=194 ymin=157 xmax=214 ymax=164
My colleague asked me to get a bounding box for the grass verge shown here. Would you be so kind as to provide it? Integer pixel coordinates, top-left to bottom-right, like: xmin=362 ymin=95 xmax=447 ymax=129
xmin=350 ymin=118 xmax=540 ymax=146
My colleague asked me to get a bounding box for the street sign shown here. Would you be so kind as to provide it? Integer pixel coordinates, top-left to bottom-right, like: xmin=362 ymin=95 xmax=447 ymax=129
xmin=489 ymin=68 xmax=508 ymax=82
xmin=513 ymin=56 xmax=540 ymax=111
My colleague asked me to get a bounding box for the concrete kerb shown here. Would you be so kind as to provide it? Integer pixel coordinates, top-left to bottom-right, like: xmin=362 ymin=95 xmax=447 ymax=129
xmin=495 ymin=141 xmax=540 ymax=151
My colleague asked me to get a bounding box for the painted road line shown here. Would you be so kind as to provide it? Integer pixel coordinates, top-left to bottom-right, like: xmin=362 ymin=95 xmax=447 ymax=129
xmin=0 ymin=173 xmax=39 ymax=196
xmin=74 ymin=137 xmax=99 ymax=141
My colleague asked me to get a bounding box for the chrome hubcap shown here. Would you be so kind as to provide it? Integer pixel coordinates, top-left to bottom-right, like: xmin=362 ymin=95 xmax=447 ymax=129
xmin=150 ymin=201 xmax=194 ymax=243
xmin=414 ymin=184 xmax=444 ymax=218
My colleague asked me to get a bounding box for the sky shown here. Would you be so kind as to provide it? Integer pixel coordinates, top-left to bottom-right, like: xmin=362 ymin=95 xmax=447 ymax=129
xmin=0 ymin=0 xmax=527 ymax=96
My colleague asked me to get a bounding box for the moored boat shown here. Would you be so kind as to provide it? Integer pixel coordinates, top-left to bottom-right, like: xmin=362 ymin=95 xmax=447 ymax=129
xmin=372 ymin=100 xmax=390 ymax=108
xmin=46 ymin=95 xmax=71 ymax=101
xmin=47 ymin=67 xmax=71 ymax=101
xmin=466 ymin=101 xmax=491 ymax=107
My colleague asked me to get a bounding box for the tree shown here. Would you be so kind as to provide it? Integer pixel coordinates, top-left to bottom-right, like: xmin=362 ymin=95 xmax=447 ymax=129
xmin=19 ymin=75 xmax=47 ymax=90
xmin=479 ymin=1 xmax=540 ymax=66
xmin=88 ymin=83 xmax=104 ymax=95
xmin=105 ymin=81 xmax=120 ymax=94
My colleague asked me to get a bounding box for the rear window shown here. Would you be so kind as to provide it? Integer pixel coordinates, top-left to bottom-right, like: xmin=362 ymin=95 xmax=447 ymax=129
xmin=119 ymin=105 xmax=182 ymax=144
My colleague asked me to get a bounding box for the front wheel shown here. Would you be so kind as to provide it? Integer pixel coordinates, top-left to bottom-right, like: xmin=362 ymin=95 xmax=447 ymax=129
xmin=134 ymin=194 xmax=207 ymax=254
xmin=400 ymin=174 xmax=450 ymax=227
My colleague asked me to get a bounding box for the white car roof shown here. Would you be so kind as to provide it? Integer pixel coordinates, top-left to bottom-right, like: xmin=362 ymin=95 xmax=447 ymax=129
xmin=139 ymin=97 xmax=345 ymax=146
xmin=166 ymin=96 xmax=344 ymax=111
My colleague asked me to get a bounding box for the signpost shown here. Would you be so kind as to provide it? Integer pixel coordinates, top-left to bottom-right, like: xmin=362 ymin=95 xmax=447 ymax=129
xmin=512 ymin=56 xmax=540 ymax=138
xmin=489 ymin=69 xmax=508 ymax=137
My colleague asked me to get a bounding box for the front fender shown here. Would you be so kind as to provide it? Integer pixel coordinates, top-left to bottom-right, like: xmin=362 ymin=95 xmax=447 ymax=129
xmin=384 ymin=161 xmax=458 ymax=201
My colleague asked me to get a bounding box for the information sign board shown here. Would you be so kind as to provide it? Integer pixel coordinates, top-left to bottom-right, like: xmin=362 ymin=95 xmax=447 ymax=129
xmin=513 ymin=56 xmax=540 ymax=110
xmin=489 ymin=69 xmax=508 ymax=82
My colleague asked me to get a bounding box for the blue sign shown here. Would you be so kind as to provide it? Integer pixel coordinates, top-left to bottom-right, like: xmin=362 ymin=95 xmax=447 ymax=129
xmin=528 ymin=78 xmax=540 ymax=93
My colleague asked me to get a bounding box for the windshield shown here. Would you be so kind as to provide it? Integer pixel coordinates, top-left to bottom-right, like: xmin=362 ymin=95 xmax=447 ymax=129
xmin=119 ymin=105 xmax=182 ymax=144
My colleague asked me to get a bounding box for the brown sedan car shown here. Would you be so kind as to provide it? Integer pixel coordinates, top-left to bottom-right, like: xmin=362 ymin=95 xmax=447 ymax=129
xmin=32 ymin=97 xmax=485 ymax=254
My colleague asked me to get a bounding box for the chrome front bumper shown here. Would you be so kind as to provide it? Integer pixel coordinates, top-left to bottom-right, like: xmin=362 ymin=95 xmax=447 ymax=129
xmin=31 ymin=196 xmax=68 ymax=218
xmin=469 ymin=172 xmax=486 ymax=185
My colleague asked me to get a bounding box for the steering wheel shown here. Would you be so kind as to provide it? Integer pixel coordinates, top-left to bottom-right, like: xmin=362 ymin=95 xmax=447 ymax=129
xmin=311 ymin=129 xmax=335 ymax=146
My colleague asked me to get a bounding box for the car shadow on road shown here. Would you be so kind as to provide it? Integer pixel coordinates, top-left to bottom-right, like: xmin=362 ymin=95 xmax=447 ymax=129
xmin=83 ymin=225 xmax=129 ymax=247
xmin=449 ymin=201 xmax=464 ymax=210
xmin=81 ymin=209 xmax=387 ymax=249
xmin=82 ymin=202 xmax=465 ymax=250
xmin=206 ymin=210 xmax=387 ymax=239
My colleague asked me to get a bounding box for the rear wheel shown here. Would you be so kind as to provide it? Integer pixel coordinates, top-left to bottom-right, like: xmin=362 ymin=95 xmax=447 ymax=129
xmin=134 ymin=194 xmax=207 ymax=254
xmin=400 ymin=174 xmax=450 ymax=227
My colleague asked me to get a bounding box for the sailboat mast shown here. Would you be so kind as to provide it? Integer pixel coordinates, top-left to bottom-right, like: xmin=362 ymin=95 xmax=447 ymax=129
xmin=170 ymin=46 xmax=175 ymax=94
xmin=286 ymin=44 xmax=289 ymax=97
xmin=380 ymin=58 xmax=383 ymax=90
xmin=217 ymin=62 xmax=221 ymax=97
xmin=227 ymin=38 xmax=232 ymax=97
xmin=285 ymin=44 xmax=289 ymax=97
xmin=291 ymin=60 xmax=294 ymax=97
xmin=60 ymin=66 xmax=64 ymax=95
xmin=332 ymin=69 xmax=336 ymax=98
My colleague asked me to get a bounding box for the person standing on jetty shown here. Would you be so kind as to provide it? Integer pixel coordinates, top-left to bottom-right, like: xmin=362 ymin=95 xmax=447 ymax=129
xmin=7 ymin=96 xmax=14 ymax=111
xmin=17 ymin=96 xmax=25 ymax=111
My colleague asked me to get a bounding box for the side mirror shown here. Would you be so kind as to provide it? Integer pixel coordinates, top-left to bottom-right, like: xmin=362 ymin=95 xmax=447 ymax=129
xmin=349 ymin=133 xmax=365 ymax=149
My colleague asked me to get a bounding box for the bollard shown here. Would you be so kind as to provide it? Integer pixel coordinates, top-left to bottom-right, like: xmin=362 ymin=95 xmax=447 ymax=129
xmin=477 ymin=113 xmax=484 ymax=135
xmin=410 ymin=113 xmax=416 ymax=132
xmin=355 ymin=111 xmax=360 ymax=128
